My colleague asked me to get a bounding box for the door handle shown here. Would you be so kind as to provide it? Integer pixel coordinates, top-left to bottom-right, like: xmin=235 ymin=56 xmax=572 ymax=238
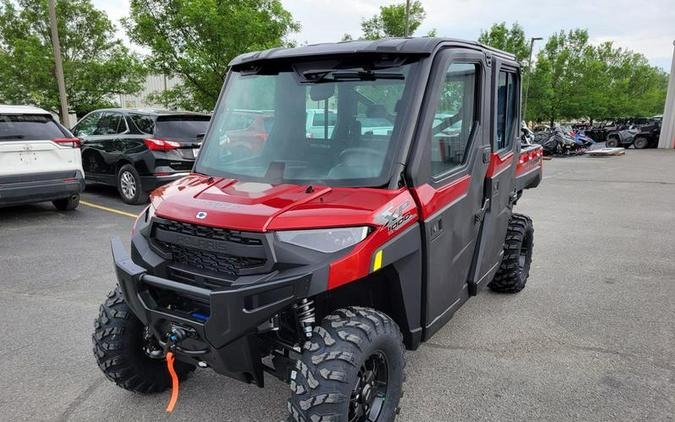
xmin=474 ymin=198 xmax=490 ymax=224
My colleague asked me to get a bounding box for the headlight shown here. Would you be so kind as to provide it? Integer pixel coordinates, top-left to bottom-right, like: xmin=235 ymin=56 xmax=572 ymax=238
xmin=276 ymin=227 xmax=370 ymax=253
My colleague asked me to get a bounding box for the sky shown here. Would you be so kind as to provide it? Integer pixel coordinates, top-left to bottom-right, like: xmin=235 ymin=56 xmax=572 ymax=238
xmin=94 ymin=0 xmax=674 ymax=71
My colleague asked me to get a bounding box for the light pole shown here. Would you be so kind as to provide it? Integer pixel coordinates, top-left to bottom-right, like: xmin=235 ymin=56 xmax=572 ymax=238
xmin=48 ymin=0 xmax=70 ymax=126
xmin=522 ymin=36 xmax=543 ymax=124
xmin=404 ymin=0 xmax=410 ymax=37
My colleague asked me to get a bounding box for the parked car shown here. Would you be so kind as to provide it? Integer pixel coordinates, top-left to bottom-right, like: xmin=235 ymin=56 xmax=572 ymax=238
xmin=72 ymin=109 xmax=210 ymax=204
xmin=217 ymin=110 xmax=274 ymax=158
xmin=0 ymin=105 xmax=84 ymax=210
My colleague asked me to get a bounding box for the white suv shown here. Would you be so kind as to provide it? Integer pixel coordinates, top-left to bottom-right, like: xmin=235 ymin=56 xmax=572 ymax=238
xmin=0 ymin=105 xmax=84 ymax=210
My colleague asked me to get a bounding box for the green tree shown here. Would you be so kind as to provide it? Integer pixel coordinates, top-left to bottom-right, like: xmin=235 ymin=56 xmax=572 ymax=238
xmin=360 ymin=1 xmax=434 ymax=40
xmin=123 ymin=0 xmax=299 ymax=111
xmin=527 ymin=29 xmax=594 ymax=125
xmin=478 ymin=22 xmax=529 ymax=62
xmin=527 ymin=30 xmax=668 ymax=124
xmin=0 ymin=0 xmax=146 ymax=118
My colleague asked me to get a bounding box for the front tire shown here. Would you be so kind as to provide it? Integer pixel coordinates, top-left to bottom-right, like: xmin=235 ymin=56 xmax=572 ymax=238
xmin=288 ymin=307 xmax=405 ymax=422
xmin=92 ymin=287 xmax=194 ymax=393
xmin=52 ymin=194 xmax=80 ymax=210
xmin=606 ymin=137 xmax=619 ymax=148
xmin=488 ymin=213 xmax=534 ymax=293
xmin=117 ymin=164 xmax=148 ymax=205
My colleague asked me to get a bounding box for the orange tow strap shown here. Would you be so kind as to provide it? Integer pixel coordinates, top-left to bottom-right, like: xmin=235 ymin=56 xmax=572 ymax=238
xmin=165 ymin=351 xmax=179 ymax=413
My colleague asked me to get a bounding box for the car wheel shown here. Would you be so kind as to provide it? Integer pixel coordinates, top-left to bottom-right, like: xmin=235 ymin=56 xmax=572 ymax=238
xmin=117 ymin=164 xmax=148 ymax=205
xmin=288 ymin=307 xmax=405 ymax=422
xmin=633 ymin=136 xmax=648 ymax=149
xmin=52 ymin=194 xmax=80 ymax=211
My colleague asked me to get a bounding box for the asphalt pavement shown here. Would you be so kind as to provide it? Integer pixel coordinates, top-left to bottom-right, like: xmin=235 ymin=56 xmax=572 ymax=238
xmin=0 ymin=149 xmax=673 ymax=421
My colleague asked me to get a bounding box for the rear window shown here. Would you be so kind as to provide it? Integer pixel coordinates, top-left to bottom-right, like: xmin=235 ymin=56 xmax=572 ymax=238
xmin=155 ymin=116 xmax=210 ymax=141
xmin=0 ymin=114 xmax=67 ymax=141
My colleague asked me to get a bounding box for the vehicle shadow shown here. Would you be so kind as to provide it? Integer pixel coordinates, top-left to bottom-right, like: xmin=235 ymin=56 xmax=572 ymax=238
xmin=84 ymin=182 xmax=122 ymax=198
xmin=0 ymin=203 xmax=58 ymax=221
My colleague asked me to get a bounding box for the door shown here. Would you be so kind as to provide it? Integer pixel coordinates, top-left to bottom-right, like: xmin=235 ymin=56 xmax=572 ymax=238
xmin=92 ymin=111 xmax=126 ymax=178
xmin=475 ymin=63 xmax=521 ymax=283
xmin=407 ymin=49 xmax=490 ymax=338
xmin=74 ymin=112 xmax=104 ymax=177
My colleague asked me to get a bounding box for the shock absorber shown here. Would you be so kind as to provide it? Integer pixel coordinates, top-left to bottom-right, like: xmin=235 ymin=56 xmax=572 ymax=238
xmin=295 ymin=298 xmax=315 ymax=338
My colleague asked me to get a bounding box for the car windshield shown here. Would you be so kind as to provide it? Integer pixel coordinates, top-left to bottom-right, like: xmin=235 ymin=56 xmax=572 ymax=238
xmin=0 ymin=114 xmax=67 ymax=140
xmin=195 ymin=57 xmax=420 ymax=187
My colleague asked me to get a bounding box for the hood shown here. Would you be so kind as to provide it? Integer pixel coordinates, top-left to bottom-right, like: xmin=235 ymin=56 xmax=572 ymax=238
xmin=151 ymin=174 xmax=406 ymax=232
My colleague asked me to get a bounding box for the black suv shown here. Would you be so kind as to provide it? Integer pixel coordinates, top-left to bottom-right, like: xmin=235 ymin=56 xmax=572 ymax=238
xmin=72 ymin=109 xmax=210 ymax=204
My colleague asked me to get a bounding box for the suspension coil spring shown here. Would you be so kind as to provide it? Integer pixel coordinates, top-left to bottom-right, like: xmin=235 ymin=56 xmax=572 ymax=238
xmin=296 ymin=298 xmax=315 ymax=338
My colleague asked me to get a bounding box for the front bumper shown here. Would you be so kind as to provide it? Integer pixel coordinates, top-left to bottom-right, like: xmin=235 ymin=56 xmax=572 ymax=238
xmin=112 ymin=236 xmax=311 ymax=386
xmin=0 ymin=170 xmax=84 ymax=208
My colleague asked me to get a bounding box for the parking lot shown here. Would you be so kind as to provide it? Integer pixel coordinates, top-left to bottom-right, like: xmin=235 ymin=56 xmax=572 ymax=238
xmin=0 ymin=150 xmax=674 ymax=421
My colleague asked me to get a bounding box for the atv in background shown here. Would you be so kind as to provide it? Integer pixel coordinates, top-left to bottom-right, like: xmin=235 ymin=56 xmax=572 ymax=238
xmin=532 ymin=126 xmax=588 ymax=156
xmin=604 ymin=117 xmax=661 ymax=149
xmin=631 ymin=118 xmax=662 ymax=149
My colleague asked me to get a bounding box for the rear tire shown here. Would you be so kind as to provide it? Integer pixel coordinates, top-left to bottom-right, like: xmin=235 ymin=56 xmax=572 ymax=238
xmin=287 ymin=307 xmax=405 ymax=422
xmin=92 ymin=287 xmax=194 ymax=393
xmin=117 ymin=164 xmax=148 ymax=205
xmin=52 ymin=194 xmax=80 ymax=210
xmin=633 ymin=136 xmax=648 ymax=149
xmin=606 ymin=137 xmax=619 ymax=148
xmin=488 ymin=213 xmax=534 ymax=294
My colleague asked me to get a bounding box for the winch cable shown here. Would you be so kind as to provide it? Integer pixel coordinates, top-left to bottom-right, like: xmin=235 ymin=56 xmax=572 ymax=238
xmin=165 ymin=351 xmax=180 ymax=413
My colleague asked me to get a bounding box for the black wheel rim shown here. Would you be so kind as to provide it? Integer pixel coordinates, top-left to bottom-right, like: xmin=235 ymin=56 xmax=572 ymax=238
xmin=518 ymin=231 xmax=533 ymax=279
xmin=349 ymin=351 xmax=389 ymax=422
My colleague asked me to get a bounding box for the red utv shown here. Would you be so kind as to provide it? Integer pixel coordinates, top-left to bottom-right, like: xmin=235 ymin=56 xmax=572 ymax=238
xmin=93 ymin=38 xmax=542 ymax=421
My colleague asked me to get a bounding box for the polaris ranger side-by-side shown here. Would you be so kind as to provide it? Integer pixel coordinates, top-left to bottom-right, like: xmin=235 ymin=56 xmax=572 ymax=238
xmin=93 ymin=38 xmax=543 ymax=421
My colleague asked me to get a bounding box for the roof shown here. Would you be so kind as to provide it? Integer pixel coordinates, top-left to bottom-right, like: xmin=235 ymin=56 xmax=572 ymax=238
xmin=93 ymin=108 xmax=211 ymax=116
xmin=0 ymin=105 xmax=51 ymax=115
xmin=230 ymin=37 xmax=517 ymax=67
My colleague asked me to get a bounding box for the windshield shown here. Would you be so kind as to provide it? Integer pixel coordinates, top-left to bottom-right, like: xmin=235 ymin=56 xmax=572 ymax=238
xmin=0 ymin=114 xmax=67 ymax=140
xmin=195 ymin=58 xmax=420 ymax=187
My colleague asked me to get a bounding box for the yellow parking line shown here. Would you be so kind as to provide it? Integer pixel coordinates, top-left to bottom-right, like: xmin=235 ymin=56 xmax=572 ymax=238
xmin=80 ymin=200 xmax=138 ymax=219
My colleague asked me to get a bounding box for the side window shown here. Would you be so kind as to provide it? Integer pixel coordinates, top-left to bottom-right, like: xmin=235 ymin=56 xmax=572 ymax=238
xmin=94 ymin=112 xmax=125 ymax=135
xmin=496 ymin=70 xmax=517 ymax=151
xmin=130 ymin=114 xmax=155 ymax=134
xmin=73 ymin=112 xmax=100 ymax=137
xmin=429 ymin=62 xmax=478 ymax=177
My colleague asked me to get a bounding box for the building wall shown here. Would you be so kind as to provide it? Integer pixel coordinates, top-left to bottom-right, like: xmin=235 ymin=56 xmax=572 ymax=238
xmin=658 ymin=41 xmax=675 ymax=149
xmin=117 ymin=74 xmax=182 ymax=109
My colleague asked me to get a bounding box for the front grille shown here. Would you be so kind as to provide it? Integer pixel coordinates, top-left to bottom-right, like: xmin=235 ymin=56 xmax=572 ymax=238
xmin=157 ymin=241 xmax=265 ymax=276
xmin=155 ymin=220 xmax=262 ymax=246
xmin=150 ymin=218 xmax=270 ymax=281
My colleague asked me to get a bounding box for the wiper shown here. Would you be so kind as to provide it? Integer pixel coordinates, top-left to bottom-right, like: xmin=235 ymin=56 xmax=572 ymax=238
xmin=302 ymin=69 xmax=404 ymax=82
xmin=0 ymin=134 xmax=25 ymax=139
